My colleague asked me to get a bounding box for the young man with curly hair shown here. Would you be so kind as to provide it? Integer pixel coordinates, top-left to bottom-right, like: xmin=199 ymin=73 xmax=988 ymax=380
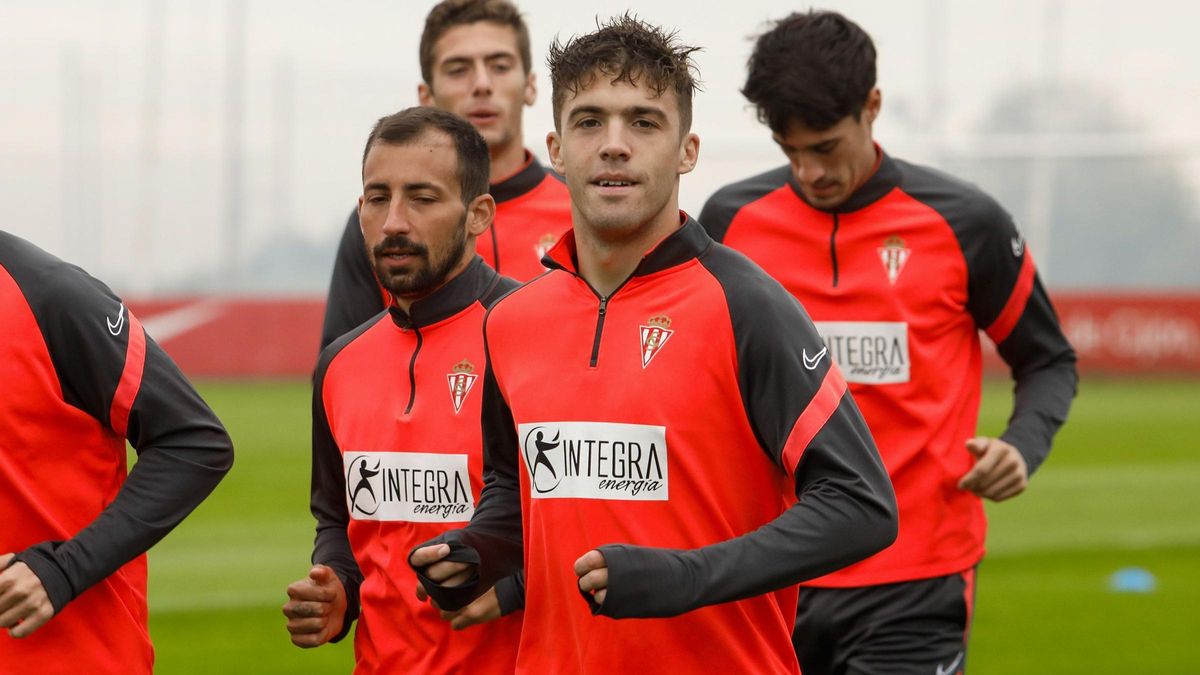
xmin=410 ymin=15 xmax=898 ymax=674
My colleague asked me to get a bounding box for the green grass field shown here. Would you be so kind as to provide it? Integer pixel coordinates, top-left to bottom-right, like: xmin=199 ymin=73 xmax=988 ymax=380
xmin=144 ymin=377 xmax=1200 ymax=673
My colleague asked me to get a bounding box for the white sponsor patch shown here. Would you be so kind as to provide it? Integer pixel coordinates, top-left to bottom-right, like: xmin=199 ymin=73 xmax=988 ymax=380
xmin=518 ymin=422 xmax=668 ymax=501
xmin=814 ymin=321 xmax=910 ymax=384
xmin=343 ymin=452 xmax=474 ymax=522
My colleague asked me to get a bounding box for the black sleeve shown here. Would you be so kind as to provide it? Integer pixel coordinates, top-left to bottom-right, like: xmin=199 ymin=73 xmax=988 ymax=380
xmin=698 ymin=165 xmax=791 ymax=243
xmin=410 ymin=337 xmax=525 ymax=612
xmin=13 ymin=266 xmax=233 ymax=614
xmin=493 ymin=569 xmax=525 ymax=615
xmin=993 ymin=277 xmax=1077 ymax=473
xmin=307 ymin=336 xmax=367 ymax=641
xmin=591 ymin=247 xmax=898 ymax=619
xmin=947 ymin=194 xmax=1078 ymax=474
xmin=320 ymin=209 xmax=387 ymax=351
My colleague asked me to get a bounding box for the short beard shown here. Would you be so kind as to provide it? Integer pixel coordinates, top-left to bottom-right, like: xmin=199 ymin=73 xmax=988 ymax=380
xmin=368 ymin=212 xmax=468 ymax=300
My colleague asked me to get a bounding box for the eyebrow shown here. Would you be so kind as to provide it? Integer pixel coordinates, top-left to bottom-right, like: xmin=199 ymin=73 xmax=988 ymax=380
xmin=772 ymin=136 xmax=839 ymax=152
xmin=440 ymin=51 xmax=517 ymax=67
xmin=402 ymin=182 xmax=441 ymax=192
xmin=363 ymin=181 xmax=443 ymax=193
xmin=567 ymin=105 xmax=669 ymax=120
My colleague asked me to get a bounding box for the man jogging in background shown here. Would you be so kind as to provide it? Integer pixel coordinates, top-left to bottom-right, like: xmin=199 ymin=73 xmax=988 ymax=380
xmin=410 ymin=15 xmax=898 ymax=675
xmin=1 ymin=231 xmax=234 ymax=674
xmin=283 ymin=107 xmax=522 ymax=673
xmin=321 ymin=0 xmax=570 ymax=349
xmin=700 ymin=11 xmax=1078 ymax=674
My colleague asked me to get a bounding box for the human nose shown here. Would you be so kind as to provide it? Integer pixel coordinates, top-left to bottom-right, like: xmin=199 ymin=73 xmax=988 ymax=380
xmin=598 ymin=125 xmax=631 ymax=162
xmin=791 ymin=155 xmax=825 ymax=185
xmin=471 ymin=64 xmax=493 ymax=96
xmin=381 ymin=201 xmax=412 ymax=235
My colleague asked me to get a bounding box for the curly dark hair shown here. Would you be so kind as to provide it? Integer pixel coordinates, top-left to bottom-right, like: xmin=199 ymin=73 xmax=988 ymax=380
xmin=362 ymin=107 xmax=490 ymax=205
xmin=420 ymin=0 xmax=532 ymax=84
xmin=743 ymin=10 xmax=876 ymax=133
xmin=547 ymin=14 xmax=701 ymax=132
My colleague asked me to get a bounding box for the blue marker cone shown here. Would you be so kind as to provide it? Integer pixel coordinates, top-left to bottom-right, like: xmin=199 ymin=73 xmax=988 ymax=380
xmin=1107 ymin=567 xmax=1157 ymax=594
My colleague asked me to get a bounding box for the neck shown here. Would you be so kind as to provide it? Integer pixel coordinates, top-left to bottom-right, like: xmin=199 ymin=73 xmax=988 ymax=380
xmin=488 ymin=139 xmax=527 ymax=184
xmin=851 ymin=141 xmax=881 ymax=193
xmin=574 ymin=201 xmax=682 ymax=297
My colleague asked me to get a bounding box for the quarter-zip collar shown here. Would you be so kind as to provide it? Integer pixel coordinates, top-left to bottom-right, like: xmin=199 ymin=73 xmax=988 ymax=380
xmin=388 ymin=256 xmax=500 ymax=330
xmin=787 ymin=145 xmax=900 ymax=214
xmin=490 ymin=151 xmax=552 ymax=204
xmin=541 ymin=212 xmax=713 ymax=279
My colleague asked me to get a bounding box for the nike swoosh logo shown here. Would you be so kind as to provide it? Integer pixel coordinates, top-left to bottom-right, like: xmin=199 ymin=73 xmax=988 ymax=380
xmin=936 ymin=650 xmax=965 ymax=675
xmin=802 ymin=346 xmax=827 ymax=370
xmin=107 ymin=303 xmax=126 ymax=336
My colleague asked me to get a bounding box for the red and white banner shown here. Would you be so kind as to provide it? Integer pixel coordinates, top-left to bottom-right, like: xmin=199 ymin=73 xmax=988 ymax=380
xmin=130 ymin=293 xmax=1200 ymax=378
xmin=127 ymin=297 xmax=324 ymax=378
xmin=984 ymin=293 xmax=1200 ymax=375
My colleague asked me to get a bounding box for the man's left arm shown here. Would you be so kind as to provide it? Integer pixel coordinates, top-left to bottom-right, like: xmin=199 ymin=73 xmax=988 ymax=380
xmin=580 ymin=258 xmax=898 ymax=619
xmin=9 ymin=274 xmax=233 ymax=627
xmin=961 ymin=202 xmax=1078 ymax=496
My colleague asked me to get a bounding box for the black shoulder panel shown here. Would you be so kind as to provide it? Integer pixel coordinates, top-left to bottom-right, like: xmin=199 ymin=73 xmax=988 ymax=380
xmin=893 ymin=159 xmax=1023 ymax=328
xmin=696 ymin=242 xmax=830 ymax=464
xmin=698 ymin=165 xmax=793 ymax=243
xmin=0 ymin=231 xmax=129 ymax=426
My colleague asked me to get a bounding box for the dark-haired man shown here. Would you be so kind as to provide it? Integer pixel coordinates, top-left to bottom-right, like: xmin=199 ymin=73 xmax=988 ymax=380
xmin=1 ymin=232 xmax=233 ymax=673
xmin=410 ymin=16 xmax=898 ymax=675
xmin=700 ymin=10 xmax=1078 ymax=674
xmin=283 ymin=107 xmax=521 ymax=673
xmin=321 ymin=0 xmax=570 ymax=349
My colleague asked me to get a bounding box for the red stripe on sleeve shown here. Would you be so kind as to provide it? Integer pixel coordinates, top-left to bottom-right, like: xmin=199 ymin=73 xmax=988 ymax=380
xmin=781 ymin=365 xmax=848 ymax=475
xmin=984 ymin=252 xmax=1036 ymax=344
xmin=109 ymin=311 xmax=147 ymax=437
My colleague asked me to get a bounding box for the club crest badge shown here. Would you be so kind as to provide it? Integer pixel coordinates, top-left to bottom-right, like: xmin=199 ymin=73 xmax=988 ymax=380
xmin=446 ymin=359 xmax=479 ymax=414
xmin=639 ymin=314 xmax=674 ymax=369
xmin=877 ymin=235 xmax=911 ymax=285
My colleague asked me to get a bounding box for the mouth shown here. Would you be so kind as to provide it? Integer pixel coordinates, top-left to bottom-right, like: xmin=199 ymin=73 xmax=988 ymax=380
xmin=376 ymin=248 xmax=425 ymax=266
xmin=590 ymin=175 xmax=639 ymax=195
xmin=807 ymin=182 xmax=840 ymax=198
xmin=466 ymin=109 xmax=500 ymax=125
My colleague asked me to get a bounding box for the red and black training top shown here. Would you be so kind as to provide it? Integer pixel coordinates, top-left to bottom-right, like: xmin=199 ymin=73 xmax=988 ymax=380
xmin=320 ymin=152 xmax=571 ymax=349
xmin=415 ymin=217 xmax=898 ymax=675
xmin=311 ymin=257 xmax=521 ymax=674
xmin=0 ymin=231 xmax=233 ymax=674
xmin=699 ymin=152 xmax=1077 ymax=587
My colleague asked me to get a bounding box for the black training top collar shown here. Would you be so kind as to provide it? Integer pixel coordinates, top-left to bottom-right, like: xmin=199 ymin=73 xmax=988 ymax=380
xmin=490 ymin=151 xmax=552 ymax=203
xmin=542 ymin=212 xmax=713 ymax=278
xmin=787 ymin=149 xmax=902 ymax=214
xmin=388 ymin=256 xmax=501 ymax=329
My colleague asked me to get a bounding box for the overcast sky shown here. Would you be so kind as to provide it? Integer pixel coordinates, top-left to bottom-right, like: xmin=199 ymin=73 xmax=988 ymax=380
xmin=2 ymin=0 xmax=1198 ymax=292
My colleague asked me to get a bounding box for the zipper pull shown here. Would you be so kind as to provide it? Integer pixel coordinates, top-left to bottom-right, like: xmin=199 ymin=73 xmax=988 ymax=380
xmin=598 ymin=295 xmax=608 ymax=315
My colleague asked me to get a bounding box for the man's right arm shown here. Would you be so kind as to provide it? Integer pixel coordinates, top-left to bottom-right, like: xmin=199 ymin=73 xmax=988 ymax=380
xmin=411 ymin=353 xmax=525 ymax=612
xmin=304 ymin=346 xmax=363 ymax=642
xmin=320 ymin=210 xmax=387 ymax=350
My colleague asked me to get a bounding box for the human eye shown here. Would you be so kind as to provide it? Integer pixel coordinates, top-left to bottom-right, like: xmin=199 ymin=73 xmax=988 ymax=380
xmin=443 ymin=62 xmax=469 ymax=78
xmin=813 ymin=140 xmax=838 ymax=155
